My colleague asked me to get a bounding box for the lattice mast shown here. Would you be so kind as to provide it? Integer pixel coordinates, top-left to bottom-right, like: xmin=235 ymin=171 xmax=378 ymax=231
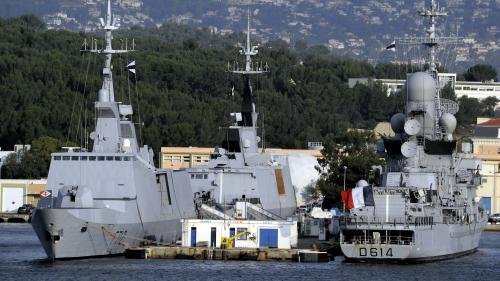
xmin=228 ymin=8 xmax=268 ymax=127
xmin=81 ymin=0 xmax=133 ymax=102
xmin=396 ymin=0 xmax=461 ymax=76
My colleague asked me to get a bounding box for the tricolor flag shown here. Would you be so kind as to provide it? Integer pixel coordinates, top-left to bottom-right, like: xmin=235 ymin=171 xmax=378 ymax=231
xmin=341 ymin=186 xmax=375 ymax=210
xmin=386 ymin=40 xmax=396 ymax=52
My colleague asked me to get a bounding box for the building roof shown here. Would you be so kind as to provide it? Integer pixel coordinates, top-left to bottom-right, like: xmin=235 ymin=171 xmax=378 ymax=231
xmin=161 ymin=147 xmax=322 ymax=157
xmin=479 ymin=118 xmax=500 ymax=126
xmin=474 ymin=118 xmax=500 ymax=138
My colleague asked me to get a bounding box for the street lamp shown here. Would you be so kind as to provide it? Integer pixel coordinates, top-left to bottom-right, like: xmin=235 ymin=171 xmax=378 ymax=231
xmin=343 ymin=166 xmax=347 ymax=213
xmin=343 ymin=166 xmax=347 ymax=191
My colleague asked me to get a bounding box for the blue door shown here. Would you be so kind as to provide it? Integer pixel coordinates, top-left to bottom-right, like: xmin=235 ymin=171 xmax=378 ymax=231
xmin=229 ymin=228 xmax=235 ymax=248
xmin=483 ymin=197 xmax=492 ymax=214
xmin=259 ymin=228 xmax=278 ymax=248
xmin=191 ymin=227 xmax=197 ymax=247
xmin=210 ymin=227 xmax=217 ymax=247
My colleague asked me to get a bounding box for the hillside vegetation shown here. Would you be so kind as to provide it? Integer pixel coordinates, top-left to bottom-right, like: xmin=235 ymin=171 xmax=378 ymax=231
xmin=0 ymin=16 xmax=496 ymax=178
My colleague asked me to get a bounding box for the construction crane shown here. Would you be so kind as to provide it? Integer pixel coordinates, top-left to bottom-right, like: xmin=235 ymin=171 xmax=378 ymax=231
xmin=220 ymin=230 xmax=254 ymax=249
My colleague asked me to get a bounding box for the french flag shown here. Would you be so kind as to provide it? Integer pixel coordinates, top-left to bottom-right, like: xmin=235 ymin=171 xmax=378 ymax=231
xmin=341 ymin=186 xmax=375 ymax=210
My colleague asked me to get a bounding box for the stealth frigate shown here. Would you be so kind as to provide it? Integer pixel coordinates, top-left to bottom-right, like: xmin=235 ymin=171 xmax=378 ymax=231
xmin=31 ymin=2 xmax=310 ymax=259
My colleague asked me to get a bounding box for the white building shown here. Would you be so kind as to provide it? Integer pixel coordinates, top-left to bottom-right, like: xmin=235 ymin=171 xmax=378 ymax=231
xmin=181 ymin=218 xmax=298 ymax=249
xmin=349 ymin=73 xmax=500 ymax=100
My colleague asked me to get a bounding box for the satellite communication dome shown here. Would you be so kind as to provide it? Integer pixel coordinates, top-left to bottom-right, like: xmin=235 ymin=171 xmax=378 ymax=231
xmin=390 ymin=113 xmax=406 ymax=133
xmin=242 ymin=139 xmax=251 ymax=148
xmin=356 ymin=179 xmax=369 ymax=187
xmin=404 ymin=119 xmax=422 ymax=136
xmin=401 ymin=141 xmax=418 ymax=158
xmin=407 ymin=72 xmax=436 ymax=102
xmin=98 ymin=89 xmax=110 ymax=102
xmin=439 ymin=113 xmax=457 ymax=133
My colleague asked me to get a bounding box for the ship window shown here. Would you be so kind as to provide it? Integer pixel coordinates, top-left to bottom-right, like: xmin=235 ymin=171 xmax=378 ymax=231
xmin=98 ymin=156 xmax=105 ymax=161
xmin=236 ymin=228 xmax=248 ymax=240
xmin=482 ymin=178 xmax=488 ymax=183
xmin=62 ymin=156 xmax=70 ymax=161
xmin=191 ymin=174 xmax=195 ymax=179
xmin=80 ymin=156 xmax=88 ymax=160
xmin=89 ymin=156 xmax=96 ymax=161
xmin=123 ymin=156 xmax=131 ymax=161
xmin=54 ymin=156 xmax=61 ymax=160
xmin=106 ymin=156 xmax=113 ymax=161
xmin=204 ymin=174 xmax=208 ymax=179
xmin=114 ymin=156 xmax=122 ymax=161
xmin=195 ymin=174 xmax=204 ymax=179
xmin=71 ymin=156 xmax=79 ymax=161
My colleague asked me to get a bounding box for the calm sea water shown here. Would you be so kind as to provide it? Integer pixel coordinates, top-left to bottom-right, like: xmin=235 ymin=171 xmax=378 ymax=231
xmin=0 ymin=223 xmax=499 ymax=281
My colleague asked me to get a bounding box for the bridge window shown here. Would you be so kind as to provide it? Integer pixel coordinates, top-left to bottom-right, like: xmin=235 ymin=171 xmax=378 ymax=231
xmin=106 ymin=156 xmax=113 ymax=161
xmin=89 ymin=156 xmax=96 ymax=161
xmin=62 ymin=156 xmax=70 ymax=161
xmin=71 ymin=156 xmax=79 ymax=161
xmin=123 ymin=156 xmax=131 ymax=161
xmin=98 ymin=156 xmax=105 ymax=161
xmin=54 ymin=156 xmax=61 ymax=160
xmin=114 ymin=156 xmax=122 ymax=161
xmin=80 ymin=156 xmax=88 ymax=160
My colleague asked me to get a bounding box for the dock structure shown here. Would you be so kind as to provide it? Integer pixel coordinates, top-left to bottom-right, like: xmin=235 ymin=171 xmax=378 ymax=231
xmin=485 ymin=224 xmax=500 ymax=231
xmin=125 ymin=246 xmax=329 ymax=263
xmin=0 ymin=213 xmax=30 ymax=222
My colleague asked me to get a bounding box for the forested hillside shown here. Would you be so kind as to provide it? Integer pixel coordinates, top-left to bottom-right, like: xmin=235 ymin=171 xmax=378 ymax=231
xmin=0 ymin=15 xmax=495 ymax=166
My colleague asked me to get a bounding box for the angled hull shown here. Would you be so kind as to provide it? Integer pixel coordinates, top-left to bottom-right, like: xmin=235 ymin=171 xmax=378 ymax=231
xmin=31 ymin=207 xmax=184 ymax=259
xmin=340 ymin=220 xmax=487 ymax=263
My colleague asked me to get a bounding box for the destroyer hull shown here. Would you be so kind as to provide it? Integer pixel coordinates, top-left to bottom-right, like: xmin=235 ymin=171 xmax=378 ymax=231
xmin=340 ymin=221 xmax=487 ymax=263
xmin=31 ymin=208 xmax=183 ymax=259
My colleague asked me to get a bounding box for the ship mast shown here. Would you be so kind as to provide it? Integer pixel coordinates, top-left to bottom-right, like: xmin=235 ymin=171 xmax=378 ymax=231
xmin=397 ymin=0 xmax=461 ymax=76
xmin=229 ymin=8 xmax=268 ymax=128
xmin=81 ymin=0 xmax=139 ymax=154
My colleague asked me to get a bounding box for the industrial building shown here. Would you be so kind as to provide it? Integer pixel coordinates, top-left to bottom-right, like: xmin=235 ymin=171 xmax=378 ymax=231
xmin=349 ymin=73 xmax=500 ymax=100
xmin=472 ymin=117 xmax=500 ymax=214
xmin=160 ymin=145 xmax=322 ymax=170
xmin=181 ymin=219 xmax=298 ymax=249
xmin=0 ymin=179 xmax=46 ymax=212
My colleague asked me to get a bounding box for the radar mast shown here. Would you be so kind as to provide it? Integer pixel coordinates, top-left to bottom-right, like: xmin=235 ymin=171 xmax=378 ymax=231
xmin=229 ymin=8 xmax=268 ymax=128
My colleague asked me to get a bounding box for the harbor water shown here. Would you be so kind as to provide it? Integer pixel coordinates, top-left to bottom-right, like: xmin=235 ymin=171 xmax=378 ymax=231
xmin=0 ymin=223 xmax=499 ymax=281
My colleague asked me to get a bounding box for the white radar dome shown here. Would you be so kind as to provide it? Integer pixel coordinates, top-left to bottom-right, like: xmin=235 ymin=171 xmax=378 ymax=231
xmin=407 ymin=72 xmax=436 ymax=102
xmin=439 ymin=113 xmax=457 ymax=134
xmin=98 ymin=89 xmax=110 ymax=102
xmin=390 ymin=113 xmax=406 ymax=134
xmin=356 ymin=180 xmax=369 ymax=187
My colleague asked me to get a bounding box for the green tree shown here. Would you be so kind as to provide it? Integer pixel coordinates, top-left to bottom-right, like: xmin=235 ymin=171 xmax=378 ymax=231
xmin=462 ymin=64 xmax=498 ymax=82
xmin=480 ymin=96 xmax=499 ymax=117
xmin=456 ymin=96 xmax=482 ymax=125
xmin=316 ymin=130 xmax=383 ymax=209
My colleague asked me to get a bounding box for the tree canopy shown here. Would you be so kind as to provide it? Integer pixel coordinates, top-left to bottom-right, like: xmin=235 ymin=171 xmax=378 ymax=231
xmin=461 ymin=64 xmax=498 ymax=82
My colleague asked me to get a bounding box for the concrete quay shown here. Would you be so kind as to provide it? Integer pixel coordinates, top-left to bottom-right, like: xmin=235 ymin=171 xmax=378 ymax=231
xmin=125 ymin=246 xmax=330 ymax=263
xmin=0 ymin=213 xmax=30 ymax=223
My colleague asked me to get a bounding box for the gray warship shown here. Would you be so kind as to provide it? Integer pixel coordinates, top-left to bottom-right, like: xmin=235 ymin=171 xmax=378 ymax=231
xmin=184 ymin=10 xmax=302 ymax=219
xmin=31 ymin=2 xmax=305 ymax=259
xmin=340 ymin=0 xmax=487 ymax=262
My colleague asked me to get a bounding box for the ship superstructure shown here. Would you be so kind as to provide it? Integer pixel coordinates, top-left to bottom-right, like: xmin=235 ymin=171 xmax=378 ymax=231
xmin=31 ymin=1 xmax=196 ymax=259
xmin=340 ymin=0 xmax=487 ymax=262
xmin=185 ymin=10 xmax=302 ymax=218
